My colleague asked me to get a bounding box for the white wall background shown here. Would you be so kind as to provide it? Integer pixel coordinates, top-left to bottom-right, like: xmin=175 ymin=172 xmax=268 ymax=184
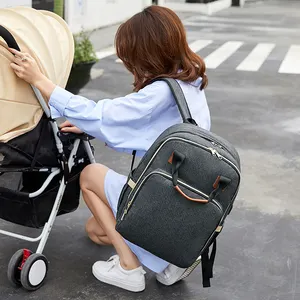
xmin=0 ymin=0 xmax=32 ymax=8
xmin=65 ymin=0 xmax=153 ymax=33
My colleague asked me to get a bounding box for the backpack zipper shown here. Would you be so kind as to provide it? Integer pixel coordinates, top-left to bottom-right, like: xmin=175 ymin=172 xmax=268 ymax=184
xmin=121 ymin=170 xmax=223 ymax=221
xmin=131 ymin=137 xmax=240 ymax=195
xmin=178 ymin=127 xmax=240 ymax=163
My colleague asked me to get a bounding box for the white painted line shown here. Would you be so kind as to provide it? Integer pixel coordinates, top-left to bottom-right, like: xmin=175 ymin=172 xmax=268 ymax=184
xmin=96 ymin=47 xmax=115 ymax=60
xmin=279 ymin=45 xmax=300 ymax=74
xmin=90 ymin=69 xmax=104 ymax=80
xmin=236 ymin=43 xmax=275 ymax=72
xmin=189 ymin=40 xmax=213 ymax=53
xmin=204 ymin=41 xmax=243 ymax=69
xmin=281 ymin=117 xmax=300 ymax=134
xmin=184 ymin=15 xmax=282 ymax=26
xmin=183 ymin=21 xmax=298 ymax=34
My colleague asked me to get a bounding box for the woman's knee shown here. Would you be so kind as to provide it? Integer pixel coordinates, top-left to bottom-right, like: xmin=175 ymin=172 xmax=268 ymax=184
xmin=85 ymin=216 xmax=106 ymax=236
xmin=80 ymin=164 xmax=110 ymax=206
xmin=86 ymin=226 xmax=100 ymax=244
xmin=80 ymin=164 xmax=95 ymax=189
xmin=85 ymin=217 xmax=111 ymax=245
xmin=80 ymin=163 xmax=108 ymax=190
xmin=85 ymin=217 xmax=95 ymax=236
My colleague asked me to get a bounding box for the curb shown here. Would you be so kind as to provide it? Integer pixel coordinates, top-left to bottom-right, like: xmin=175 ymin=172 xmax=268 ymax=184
xmin=90 ymin=0 xmax=232 ymax=51
xmin=232 ymin=0 xmax=245 ymax=6
xmin=159 ymin=0 xmax=232 ymax=15
xmin=90 ymin=12 xmax=198 ymax=52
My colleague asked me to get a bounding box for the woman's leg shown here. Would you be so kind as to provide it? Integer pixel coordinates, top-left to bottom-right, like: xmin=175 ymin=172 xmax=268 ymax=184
xmin=80 ymin=164 xmax=140 ymax=270
xmin=81 ymin=165 xmax=194 ymax=290
xmin=85 ymin=216 xmax=112 ymax=246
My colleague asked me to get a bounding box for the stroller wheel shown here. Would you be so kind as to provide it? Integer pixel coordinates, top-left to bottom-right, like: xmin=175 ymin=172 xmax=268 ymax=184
xmin=7 ymin=249 xmax=33 ymax=287
xmin=20 ymin=253 xmax=48 ymax=291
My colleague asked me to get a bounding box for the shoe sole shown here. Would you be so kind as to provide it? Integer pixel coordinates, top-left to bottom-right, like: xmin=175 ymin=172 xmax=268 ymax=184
xmin=92 ymin=266 xmax=145 ymax=293
xmin=156 ymin=258 xmax=201 ymax=286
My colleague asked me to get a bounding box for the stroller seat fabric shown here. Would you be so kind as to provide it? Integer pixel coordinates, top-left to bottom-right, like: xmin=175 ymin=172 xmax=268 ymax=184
xmin=0 ymin=6 xmax=74 ymax=143
xmin=0 ymin=7 xmax=90 ymax=229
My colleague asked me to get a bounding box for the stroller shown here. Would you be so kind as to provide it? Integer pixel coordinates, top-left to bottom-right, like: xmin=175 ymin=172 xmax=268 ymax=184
xmin=0 ymin=8 xmax=95 ymax=291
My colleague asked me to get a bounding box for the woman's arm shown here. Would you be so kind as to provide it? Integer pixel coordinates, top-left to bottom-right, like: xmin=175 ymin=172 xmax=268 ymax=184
xmin=48 ymin=86 xmax=155 ymax=153
xmin=34 ymin=76 xmax=56 ymax=101
xmin=9 ymin=49 xmax=170 ymax=153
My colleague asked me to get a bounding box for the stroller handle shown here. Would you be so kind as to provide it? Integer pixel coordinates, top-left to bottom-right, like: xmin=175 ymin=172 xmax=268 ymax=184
xmin=0 ymin=25 xmax=20 ymax=51
xmin=0 ymin=26 xmax=51 ymax=118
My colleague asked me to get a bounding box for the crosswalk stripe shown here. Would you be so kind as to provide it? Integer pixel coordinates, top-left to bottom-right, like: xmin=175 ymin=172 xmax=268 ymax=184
xmin=204 ymin=41 xmax=243 ymax=69
xmin=96 ymin=47 xmax=115 ymax=60
xmin=189 ymin=39 xmax=213 ymax=53
xmin=94 ymin=41 xmax=299 ymax=75
xmin=236 ymin=43 xmax=275 ymax=72
xmin=185 ymin=15 xmax=282 ymax=26
xmin=184 ymin=21 xmax=297 ymax=34
xmin=278 ymin=45 xmax=300 ymax=74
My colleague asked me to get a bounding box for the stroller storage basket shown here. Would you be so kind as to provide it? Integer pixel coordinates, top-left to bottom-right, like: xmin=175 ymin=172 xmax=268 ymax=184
xmin=0 ymin=165 xmax=83 ymax=228
xmin=0 ymin=115 xmax=91 ymax=228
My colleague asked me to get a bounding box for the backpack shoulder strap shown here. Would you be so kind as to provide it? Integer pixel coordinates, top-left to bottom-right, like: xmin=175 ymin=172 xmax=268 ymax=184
xmin=129 ymin=78 xmax=198 ymax=172
xmin=152 ymin=78 xmax=197 ymax=125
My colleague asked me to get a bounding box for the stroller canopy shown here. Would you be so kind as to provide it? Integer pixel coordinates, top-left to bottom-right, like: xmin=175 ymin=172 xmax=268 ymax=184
xmin=0 ymin=7 xmax=74 ymax=143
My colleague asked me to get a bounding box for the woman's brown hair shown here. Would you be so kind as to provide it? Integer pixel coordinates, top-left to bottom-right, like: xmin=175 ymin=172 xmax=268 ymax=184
xmin=115 ymin=6 xmax=208 ymax=92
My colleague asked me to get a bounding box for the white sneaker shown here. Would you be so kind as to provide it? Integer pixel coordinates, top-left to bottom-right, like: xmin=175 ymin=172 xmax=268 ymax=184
xmin=156 ymin=258 xmax=201 ymax=286
xmin=92 ymin=255 xmax=146 ymax=292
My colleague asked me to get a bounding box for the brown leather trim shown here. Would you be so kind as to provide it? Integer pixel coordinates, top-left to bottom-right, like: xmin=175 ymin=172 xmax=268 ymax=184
xmin=168 ymin=152 xmax=174 ymax=164
xmin=175 ymin=185 xmax=208 ymax=203
xmin=213 ymin=176 xmax=221 ymax=189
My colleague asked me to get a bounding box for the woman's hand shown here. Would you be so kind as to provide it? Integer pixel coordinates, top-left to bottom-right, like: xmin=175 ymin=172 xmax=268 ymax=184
xmin=9 ymin=48 xmax=56 ymax=100
xmin=60 ymin=120 xmax=83 ymax=134
xmin=9 ymin=48 xmax=44 ymax=85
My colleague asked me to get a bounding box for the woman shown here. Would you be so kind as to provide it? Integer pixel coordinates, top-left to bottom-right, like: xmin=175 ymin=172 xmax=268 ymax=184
xmin=10 ymin=6 xmax=210 ymax=293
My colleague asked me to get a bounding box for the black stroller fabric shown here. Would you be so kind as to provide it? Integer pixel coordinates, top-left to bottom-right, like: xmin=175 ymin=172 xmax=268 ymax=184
xmin=0 ymin=115 xmax=90 ymax=228
xmin=0 ymin=115 xmax=81 ymax=168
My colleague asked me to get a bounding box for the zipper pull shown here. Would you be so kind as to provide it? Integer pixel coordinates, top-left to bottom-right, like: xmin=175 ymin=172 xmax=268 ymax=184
xmin=215 ymin=151 xmax=222 ymax=160
xmin=121 ymin=208 xmax=127 ymax=221
xmin=209 ymin=147 xmax=222 ymax=160
xmin=209 ymin=147 xmax=217 ymax=156
xmin=121 ymin=198 xmax=134 ymax=221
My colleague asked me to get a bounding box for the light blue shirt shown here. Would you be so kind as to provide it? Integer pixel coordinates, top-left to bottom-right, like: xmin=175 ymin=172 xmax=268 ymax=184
xmin=49 ymin=78 xmax=211 ymax=156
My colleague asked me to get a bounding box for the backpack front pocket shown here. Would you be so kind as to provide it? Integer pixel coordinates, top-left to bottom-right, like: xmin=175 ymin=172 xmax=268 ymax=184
xmin=116 ymin=170 xmax=223 ymax=267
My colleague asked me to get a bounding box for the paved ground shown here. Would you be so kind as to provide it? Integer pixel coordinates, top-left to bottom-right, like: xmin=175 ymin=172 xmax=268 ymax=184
xmin=1 ymin=1 xmax=300 ymax=299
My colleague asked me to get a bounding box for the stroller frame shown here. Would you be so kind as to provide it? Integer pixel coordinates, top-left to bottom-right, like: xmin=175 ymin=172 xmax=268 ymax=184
xmin=0 ymin=86 xmax=96 ymax=290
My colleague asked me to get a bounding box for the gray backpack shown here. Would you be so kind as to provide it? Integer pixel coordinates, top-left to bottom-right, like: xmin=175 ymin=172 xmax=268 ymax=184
xmin=116 ymin=78 xmax=241 ymax=287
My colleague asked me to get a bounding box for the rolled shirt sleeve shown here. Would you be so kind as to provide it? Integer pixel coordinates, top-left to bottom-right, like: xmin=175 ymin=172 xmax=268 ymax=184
xmin=48 ymin=85 xmax=161 ymax=154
